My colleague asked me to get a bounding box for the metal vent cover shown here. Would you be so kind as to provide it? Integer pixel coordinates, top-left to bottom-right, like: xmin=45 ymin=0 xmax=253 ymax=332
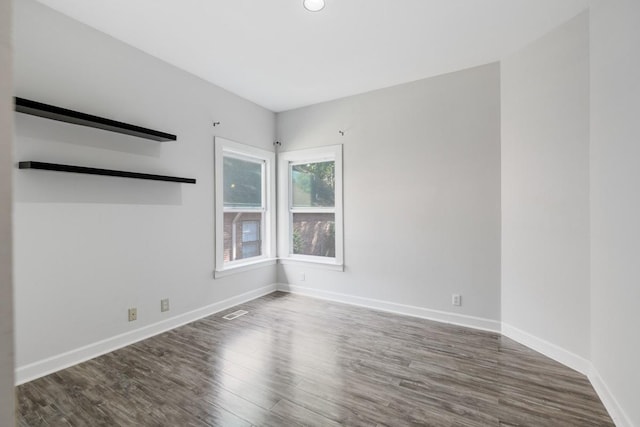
xmin=222 ymin=310 xmax=248 ymax=320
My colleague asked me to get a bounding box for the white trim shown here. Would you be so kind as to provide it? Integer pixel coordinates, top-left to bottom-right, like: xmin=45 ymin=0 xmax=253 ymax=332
xmin=214 ymin=137 xmax=276 ymax=274
xmin=290 ymin=207 xmax=335 ymax=213
xmin=277 ymin=283 xmax=629 ymax=425
xmin=15 ymin=284 xmax=277 ymax=385
xmin=214 ymin=258 xmax=277 ymax=278
xmin=589 ymin=367 xmax=633 ymax=427
xmin=278 ymin=258 xmax=344 ymax=271
xmin=501 ymin=323 xmax=591 ymax=375
xmin=277 ymin=145 xmax=344 ymax=266
xmin=276 ymin=283 xmax=501 ymax=333
xmin=217 ymin=139 xmax=274 ymax=161
xmin=283 ymin=145 xmax=340 ymax=163
xmin=14 ymin=281 xmax=632 ymax=426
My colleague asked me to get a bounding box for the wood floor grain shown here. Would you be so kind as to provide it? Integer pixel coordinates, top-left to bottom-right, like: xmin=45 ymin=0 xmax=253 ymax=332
xmin=16 ymin=292 xmax=614 ymax=426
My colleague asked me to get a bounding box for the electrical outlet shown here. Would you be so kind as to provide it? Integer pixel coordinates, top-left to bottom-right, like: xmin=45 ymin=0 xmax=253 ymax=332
xmin=161 ymin=298 xmax=170 ymax=312
xmin=300 ymin=272 xmax=305 ymax=282
xmin=128 ymin=308 xmax=137 ymax=321
xmin=452 ymin=294 xmax=462 ymax=306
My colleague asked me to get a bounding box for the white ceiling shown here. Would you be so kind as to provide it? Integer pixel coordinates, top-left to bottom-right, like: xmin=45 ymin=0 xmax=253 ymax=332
xmin=34 ymin=0 xmax=591 ymax=112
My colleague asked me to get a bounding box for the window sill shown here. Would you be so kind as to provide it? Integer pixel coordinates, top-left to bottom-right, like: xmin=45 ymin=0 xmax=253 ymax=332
xmin=214 ymin=258 xmax=277 ymax=279
xmin=278 ymin=258 xmax=344 ymax=272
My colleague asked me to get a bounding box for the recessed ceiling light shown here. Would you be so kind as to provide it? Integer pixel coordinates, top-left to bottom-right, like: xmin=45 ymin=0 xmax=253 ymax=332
xmin=303 ymin=0 xmax=325 ymax=12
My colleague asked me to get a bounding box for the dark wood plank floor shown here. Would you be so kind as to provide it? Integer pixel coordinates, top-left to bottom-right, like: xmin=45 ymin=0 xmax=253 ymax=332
xmin=16 ymin=292 xmax=614 ymax=426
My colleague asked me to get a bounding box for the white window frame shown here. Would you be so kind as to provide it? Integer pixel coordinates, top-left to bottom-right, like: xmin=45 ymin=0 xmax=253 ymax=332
xmin=215 ymin=137 xmax=276 ymax=277
xmin=277 ymin=144 xmax=343 ymax=270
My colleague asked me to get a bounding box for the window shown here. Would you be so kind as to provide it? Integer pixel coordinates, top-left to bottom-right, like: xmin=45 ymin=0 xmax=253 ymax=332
xmin=215 ymin=138 xmax=275 ymax=276
xmin=278 ymin=145 xmax=343 ymax=269
xmin=241 ymin=220 xmax=261 ymax=258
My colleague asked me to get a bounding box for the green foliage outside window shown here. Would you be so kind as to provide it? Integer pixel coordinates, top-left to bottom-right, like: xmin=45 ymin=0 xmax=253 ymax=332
xmin=291 ymin=161 xmax=335 ymax=207
xmin=224 ymin=157 xmax=262 ymax=208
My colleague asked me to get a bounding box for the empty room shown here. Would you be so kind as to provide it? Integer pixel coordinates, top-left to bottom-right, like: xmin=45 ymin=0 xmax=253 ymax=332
xmin=0 ymin=0 xmax=639 ymax=425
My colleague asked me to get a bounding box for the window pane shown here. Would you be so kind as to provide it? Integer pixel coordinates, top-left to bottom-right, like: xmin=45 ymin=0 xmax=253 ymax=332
xmin=291 ymin=161 xmax=335 ymax=207
xmin=224 ymin=156 xmax=262 ymax=208
xmin=242 ymin=220 xmax=259 ymax=242
xmin=242 ymin=242 xmax=260 ymax=258
xmin=224 ymin=212 xmax=262 ymax=262
xmin=292 ymin=212 xmax=335 ymax=257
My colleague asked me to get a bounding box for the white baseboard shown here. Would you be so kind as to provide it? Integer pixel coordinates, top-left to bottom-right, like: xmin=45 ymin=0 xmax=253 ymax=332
xmin=589 ymin=367 xmax=633 ymax=427
xmin=16 ymin=282 xmax=633 ymax=427
xmin=501 ymin=323 xmax=591 ymax=376
xmin=276 ymin=283 xmax=501 ymax=333
xmin=500 ymin=325 xmax=636 ymax=427
xmin=279 ymin=285 xmax=632 ymax=426
xmin=15 ymin=284 xmax=277 ymax=385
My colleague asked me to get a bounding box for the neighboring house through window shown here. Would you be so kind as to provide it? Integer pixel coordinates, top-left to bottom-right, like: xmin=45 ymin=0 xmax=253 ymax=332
xmin=241 ymin=220 xmax=261 ymax=258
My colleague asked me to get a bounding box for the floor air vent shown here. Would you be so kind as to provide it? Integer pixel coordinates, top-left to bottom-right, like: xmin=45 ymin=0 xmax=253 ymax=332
xmin=222 ymin=310 xmax=248 ymax=320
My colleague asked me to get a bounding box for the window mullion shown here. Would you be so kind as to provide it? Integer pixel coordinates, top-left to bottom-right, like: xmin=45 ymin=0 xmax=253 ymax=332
xmin=289 ymin=207 xmax=335 ymax=213
xmin=224 ymin=208 xmax=265 ymax=213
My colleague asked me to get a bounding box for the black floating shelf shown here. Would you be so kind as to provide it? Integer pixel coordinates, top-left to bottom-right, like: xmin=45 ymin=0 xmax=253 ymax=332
xmin=19 ymin=161 xmax=196 ymax=184
xmin=14 ymin=97 xmax=177 ymax=142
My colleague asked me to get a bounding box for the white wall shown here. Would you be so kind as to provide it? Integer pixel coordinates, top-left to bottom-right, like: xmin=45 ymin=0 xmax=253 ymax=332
xmin=276 ymin=63 xmax=501 ymax=328
xmin=501 ymin=13 xmax=590 ymax=363
xmin=13 ymin=0 xmax=276 ymax=379
xmin=590 ymin=1 xmax=640 ymax=425
xmin=0 ymin=0 xmax=15 ymax=422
